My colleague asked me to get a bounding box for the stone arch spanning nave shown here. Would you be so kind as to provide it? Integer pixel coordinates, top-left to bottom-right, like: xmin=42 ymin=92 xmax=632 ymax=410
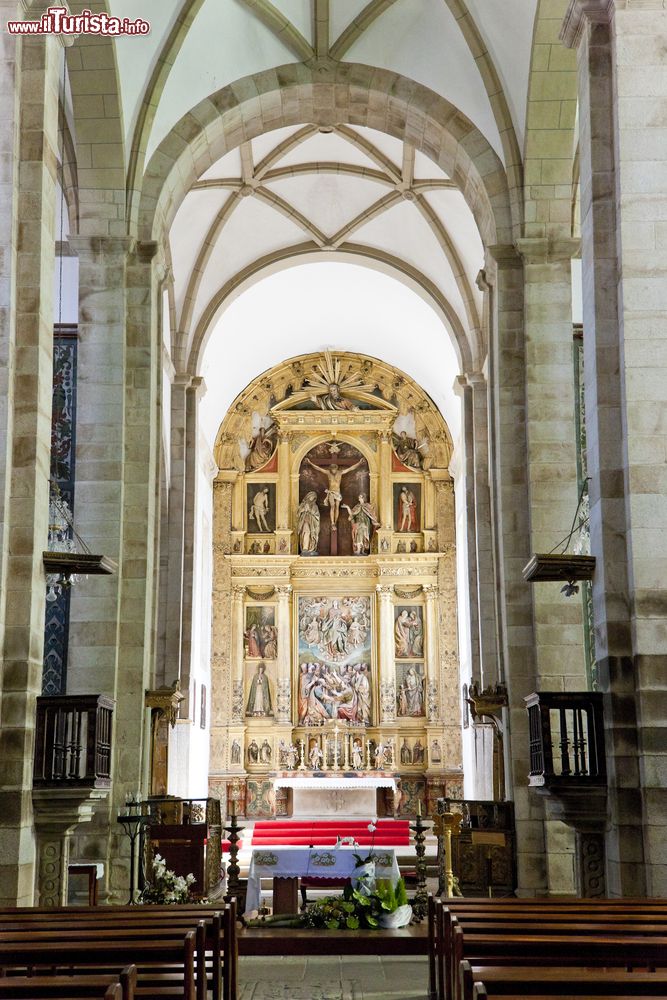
xmin=0 ymin=0 xmax=666 ymax=907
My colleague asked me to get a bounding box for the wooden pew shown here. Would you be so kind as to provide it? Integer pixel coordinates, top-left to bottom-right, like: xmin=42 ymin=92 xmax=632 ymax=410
xmin=0 ymin=966 xmax=136 ymax=1000
xmin=473 ymin=991 xmax=667 ymax=1000
xmin=428 ymin=896 xmax=667 ymax=1000
xmin=0 ymin=929 xmax=198 ymax=1000
xmin=0 ymin=901 xmax=238 ymax=1000
xmin=460 ymin=961 xmax=667 ymax=999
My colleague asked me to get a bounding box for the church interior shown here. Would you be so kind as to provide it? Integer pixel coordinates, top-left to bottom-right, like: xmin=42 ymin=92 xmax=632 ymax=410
xmin=1 ymin=0 xmax=666 ymax=997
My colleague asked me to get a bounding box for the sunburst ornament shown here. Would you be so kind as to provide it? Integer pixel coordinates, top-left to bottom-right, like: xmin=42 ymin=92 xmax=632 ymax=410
xmin=305 ymin=352 xmax=376 ymax=410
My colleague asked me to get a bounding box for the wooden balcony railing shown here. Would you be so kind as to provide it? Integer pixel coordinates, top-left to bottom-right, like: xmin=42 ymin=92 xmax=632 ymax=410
xmin=524 ymin=691 xmax=606 ymax=789
xmin=33 ymin=695 xmax=114 ymax=788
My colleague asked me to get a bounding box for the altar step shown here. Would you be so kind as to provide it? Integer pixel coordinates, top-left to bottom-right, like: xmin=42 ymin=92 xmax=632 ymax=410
xmin=250 ymin=819 xmax=411 ymax=847
xmin=238 ymin=922 xmax=427 ymax=956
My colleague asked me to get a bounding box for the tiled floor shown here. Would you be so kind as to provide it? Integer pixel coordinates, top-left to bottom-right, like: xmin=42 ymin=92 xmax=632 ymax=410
xmin=238 ymin=955 xmax=429 ymax=999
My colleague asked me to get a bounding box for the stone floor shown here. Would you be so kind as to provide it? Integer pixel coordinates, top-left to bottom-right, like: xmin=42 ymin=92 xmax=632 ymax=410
xmin=238 ymin=955 xmax=429 ymax=999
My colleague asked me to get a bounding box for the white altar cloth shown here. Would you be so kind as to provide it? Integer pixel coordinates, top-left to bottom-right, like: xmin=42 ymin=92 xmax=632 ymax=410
xmin=273 ymin=776 xmax=397 ymax=791
xmin=245 ymin=845 xmax=400 ymax=915
xmin=272 ymin=775 xmax=397 ymax=817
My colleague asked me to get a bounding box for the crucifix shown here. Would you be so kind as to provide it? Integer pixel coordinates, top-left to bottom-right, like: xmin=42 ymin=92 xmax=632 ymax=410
xmin=304 ymin=443 xmax=366 ymax=555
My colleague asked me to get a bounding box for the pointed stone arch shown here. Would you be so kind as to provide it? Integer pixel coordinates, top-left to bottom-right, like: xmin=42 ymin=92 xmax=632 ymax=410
xmin=186 ymin=244 xmax=474 ymax=379
xmin=66 ymin=1 xmax=125 ymax=234
xmin=135 ymin=62 xmax=514 ymax=255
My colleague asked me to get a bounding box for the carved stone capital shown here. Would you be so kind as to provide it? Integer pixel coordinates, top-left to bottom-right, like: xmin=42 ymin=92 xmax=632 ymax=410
xmin=561 ymin=0 xmax=615 ymax=48
xmin=232 ymin=585 xmax=246 ymax=600
xmin=276 ymin=585 xmax=293 ymax=599
xmin=376 ymin=584 xmax=394 ymax=599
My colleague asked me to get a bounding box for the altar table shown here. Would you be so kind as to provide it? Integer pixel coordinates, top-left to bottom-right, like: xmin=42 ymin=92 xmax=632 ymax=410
xmin=272 ymin=775 xmax=398 ymax=818
xmin=244 ymin=845 xmax=401 ymax=915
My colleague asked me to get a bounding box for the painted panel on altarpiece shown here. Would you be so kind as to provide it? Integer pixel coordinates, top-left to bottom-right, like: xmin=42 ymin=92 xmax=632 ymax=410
xmin=394 ymin=606 xmax=424 ymax=659
xmin=244 ymin=606 xmax=277 ymax=659
xmin=393 ymin=483 xmax=421 ymax=533
xmin=297 ymin=595 xmax=372 ymax=726
xmin=246 ymin=483 xmax=276 ymax=534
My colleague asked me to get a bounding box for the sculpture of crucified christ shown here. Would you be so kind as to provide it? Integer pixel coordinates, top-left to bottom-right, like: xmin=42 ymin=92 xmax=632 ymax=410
xmin=305 ymin=456 xmax=365 ymax=529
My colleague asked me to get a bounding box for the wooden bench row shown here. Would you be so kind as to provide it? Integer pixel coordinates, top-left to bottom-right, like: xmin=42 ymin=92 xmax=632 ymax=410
xmin=428 ymin=896 xmax=667 ymax=1000
xmin=0 ymin=901 xmax=237 ymax=1000
xmin=0 ymin=967 xmax=136 ymax=1000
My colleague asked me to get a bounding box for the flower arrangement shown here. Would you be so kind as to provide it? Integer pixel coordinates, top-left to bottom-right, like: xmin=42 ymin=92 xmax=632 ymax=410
xmin=301 ymin=877 xmax=410 ymax=930
xmin=137 ymin=853 xmax=196 ymax=904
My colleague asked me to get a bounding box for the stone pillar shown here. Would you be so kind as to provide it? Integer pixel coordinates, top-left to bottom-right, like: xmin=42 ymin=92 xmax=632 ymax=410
xmin=231 ymin=585 xmax=245 ymax=724
xmin=468 ymin=373 xmax=501 ymax=689
xmin=275 ymin=585 xmax=292 ymax=723
xmin=563 ymin=0 xmax=667 ymax=896
xmin=107 ymin=241 xmax=161 ymax=899
xmin=486 ymin=245 xmax=546 ymax=896
xmin=66 ymin=236 xmax=133 ymax=696
xmin=162 ymin=373 xmax=192 ymax=690
xmin=518 ymin=238 xmax=586 ymax=690
xmin=376 ymin=585 xmax=395 ymax=722
xmin=0 ymin=20 xmax=62 ymax=906
xmin=179 ymin=376 xmax=206 ymax=716
xmin=424 ymin=584 xmax=440 ymax=723
xmin=454 ymin=376 xmax=481 ymax=685
xmin=0 ymin=1 xmax=20 ymax=673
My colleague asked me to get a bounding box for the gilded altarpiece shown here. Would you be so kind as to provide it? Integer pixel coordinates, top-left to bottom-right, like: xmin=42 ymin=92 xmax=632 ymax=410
xmin=209 ymin=353 xmax=463 ymax=817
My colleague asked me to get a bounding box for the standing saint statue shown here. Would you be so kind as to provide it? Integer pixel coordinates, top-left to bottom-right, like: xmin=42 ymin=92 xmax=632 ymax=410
xmin=342 ymin=494 xmax=380 ymax=555
xmin=245 ymin=662 xmax=273 ymax=717
xmin=297 ymin=491 xmax=321 ymax=555
xmin=305 ymin=456 xmax=365 ymax=530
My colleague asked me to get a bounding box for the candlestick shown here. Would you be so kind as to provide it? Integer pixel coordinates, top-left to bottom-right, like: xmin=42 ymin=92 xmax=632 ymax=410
xmin=298 ymin=738 xmax=306 ymax=770
xmin=366 ymin=739 xmax=372 ymax=771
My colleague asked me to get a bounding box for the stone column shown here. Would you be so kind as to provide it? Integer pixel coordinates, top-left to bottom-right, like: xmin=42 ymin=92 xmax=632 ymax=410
xmin=66 ymin=236 xmax=133 ymax=696
xmin=468 ymin=373 xmax=501 ymax=689
xmin=518 ymin=238 xmax=586 ymax=690
xmin=376 ymin=585 xmax=395 ymax=722
xmin=454 ymin=376 xmax=481 ymax=685
xmin=275 ymin=585 xmax=292 ymax=723
xmin=0 ymin=20 xmax=62 ymax=906
xmin=0 ymin=2 xmax=20 ymax=673
xmin=162 ymin=373 xmax=192 ymax=690
xmin=179 ymin=376 xmax=206 ymax=716
xmin=231 ymin=585 xmax=245 ymax=724
xmin=424 ymin=585 xmax=440 ymax=723
xmin=107 ymin=241 xmax=161 ymax=899
xmin=486 ymin=245 xmax=546 ymax=896
xmin=563 ymin=0 xmax=667 ymax=896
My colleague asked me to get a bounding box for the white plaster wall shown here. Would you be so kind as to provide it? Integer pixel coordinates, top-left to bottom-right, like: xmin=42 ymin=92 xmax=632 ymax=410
xmin=53 ymin=256 xmax=78 ymax=324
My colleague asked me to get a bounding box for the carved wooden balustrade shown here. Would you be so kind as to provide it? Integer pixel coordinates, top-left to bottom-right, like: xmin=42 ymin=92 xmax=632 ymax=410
xmin=525 ymin=691 xmax=606 ymax=789
xmin=33 ymin=694 xmax=114 ymax=788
